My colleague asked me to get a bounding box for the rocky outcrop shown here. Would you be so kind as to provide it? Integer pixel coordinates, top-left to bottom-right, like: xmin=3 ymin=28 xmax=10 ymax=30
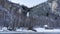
xmin=0 ymin=0 xmax=30 ymax=30
xmin=29 ymin=0 xmax=60 ymax=28
xmin=0 ymin=0 xmax=60 ymax=31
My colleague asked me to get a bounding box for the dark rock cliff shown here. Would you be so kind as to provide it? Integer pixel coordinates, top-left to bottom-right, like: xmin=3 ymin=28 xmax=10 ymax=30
xmin=0 ymin=0 xmax=60 ymax=31
xmin=29 ymin=0 xmax=60 ymax=28
xmin=0 ymin=0 xmax=29 ymax=30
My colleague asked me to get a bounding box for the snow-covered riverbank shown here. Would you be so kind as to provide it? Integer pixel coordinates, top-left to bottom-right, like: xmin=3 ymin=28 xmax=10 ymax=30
xmin=0 ymin=27 xmax=60 ymax=33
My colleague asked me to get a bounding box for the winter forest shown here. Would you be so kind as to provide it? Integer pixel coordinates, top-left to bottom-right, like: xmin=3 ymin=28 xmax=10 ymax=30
xmin=0 ymin=0 xmax=60 ymax=32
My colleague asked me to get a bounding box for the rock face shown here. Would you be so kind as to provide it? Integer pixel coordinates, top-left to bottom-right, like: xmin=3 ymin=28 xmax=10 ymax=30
xmin=0 ymin=6 xmax=10 ymax=27
xmin=0 ymin=0 xmax=29 ymax=30
xmin=29 ymin=0 xmax=60 ymax=28
xmin=0 ymin=0 xmax=60 ymax=31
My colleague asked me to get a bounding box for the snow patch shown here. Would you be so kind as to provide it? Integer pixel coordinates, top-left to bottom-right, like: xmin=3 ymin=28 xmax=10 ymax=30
xmin=34 ymin=27 xmax=60 ymax=32
xmin=16 ymin=27 xmax=34 ymax=32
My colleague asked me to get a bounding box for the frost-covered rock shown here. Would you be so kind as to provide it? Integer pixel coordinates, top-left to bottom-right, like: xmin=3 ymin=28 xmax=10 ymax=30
xmin=2 ymin=27 xmax=9 ymax=31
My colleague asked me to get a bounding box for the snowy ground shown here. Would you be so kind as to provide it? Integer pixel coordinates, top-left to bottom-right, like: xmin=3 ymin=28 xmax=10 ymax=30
xmin=16 ymin=27 xmax=60 ymax=33
xmin=34 ymin=27 xmax=60 ymax=32
xmin=0 ymin=27 xmax=60 ymax=33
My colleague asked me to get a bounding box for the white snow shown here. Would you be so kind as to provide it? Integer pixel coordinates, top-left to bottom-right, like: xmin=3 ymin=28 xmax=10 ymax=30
xmin=44 ymin=25 xmax=48 ymax=27
xmin=16 ymin=29 xmax=34 ymax=32
xmin=16 ymin=27 xmax=60 ymax=32
xmin=0 ymin=30 xmax=3 ymax=31
xmin=34 ymin=27 xmax=60 ymax=32
xmin=0 ymin=27 xmax=60 ymax=33
xmin=16 ymin=27 xmax=34 ymax=32
xmin=0 ymin=27 xmax=9 ymax=31
xmin=2 ymin=27 xmax=7 ymax=30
